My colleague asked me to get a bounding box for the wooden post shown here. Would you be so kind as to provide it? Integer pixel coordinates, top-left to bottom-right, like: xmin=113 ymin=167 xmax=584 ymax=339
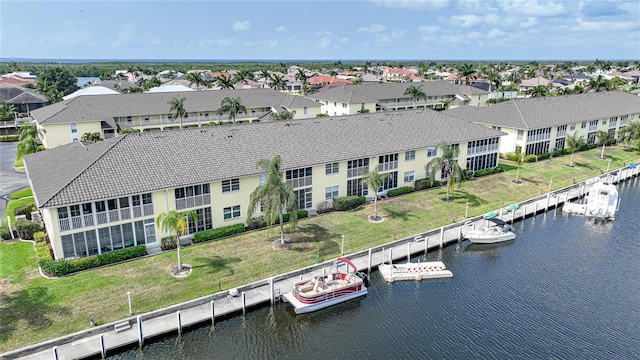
xmin=137 ymin=315 xmax=143 ymax=347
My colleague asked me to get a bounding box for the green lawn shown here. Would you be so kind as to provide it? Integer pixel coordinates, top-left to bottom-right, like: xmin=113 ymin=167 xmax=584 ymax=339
xmin=2 ymin=195 xmax=35 ymax=228
xmin=0 ymin=146 xmax=638 ymax=352
xmin=9 ymin=188 xmax=32 ymax=200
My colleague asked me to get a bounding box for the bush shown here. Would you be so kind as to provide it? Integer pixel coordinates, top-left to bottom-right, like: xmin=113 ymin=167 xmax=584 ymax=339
xmin=473 ymin=167 xmax=504 ymax=178
xmin=160 ymin=236 xmax=176 ymax=250
xmin=387 ymin=186 xmax=413 ymax=197
xmin=194 ymin=223 xmax=245 ymax=243
xmin=334 ymin=195 xmax=366 ymax=211
xmin=33 ymin=231 xmax=46 ymax=243
xmin=0 ymin=135 xmax=19 ymax=142
xmin=538 ymin=152 xmax=551 ymax=160
xmin=524 ymin=154 xmax=538 ymax=163
xmin=35 ymin=241 xmax=52 ymax=261
xmin=505 ymin=152 xmax=523 ymax=162
xmin=0 ymin=226 xmax=12 ymax=240
xmin=247 ymin=216 xmax=267 ymax=230
xmin=39 ymin=246 xmax=147 ymax=276
xmin=14 ymin=203 xmax=36 ymax=220
xmin=15 ymin=220 xmax=41 ymax=240
xmin=282 ymin=210 xmax=309 ymax=223
xmin=414 ymin=178 xmax=440 ymax=191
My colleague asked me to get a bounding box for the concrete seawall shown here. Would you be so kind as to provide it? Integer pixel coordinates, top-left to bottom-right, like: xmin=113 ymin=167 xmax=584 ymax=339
xmin=2 ymin=165 xmax=638 ymax=360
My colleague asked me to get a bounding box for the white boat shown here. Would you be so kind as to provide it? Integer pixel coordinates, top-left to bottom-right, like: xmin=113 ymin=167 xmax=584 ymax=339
xmin=378 ymin=261 xmax=452 ymax=282
xmin=562 ymin=181 xmax=618 ymax=220
xmin=282 ymin=257 xmax=369 ymax=314
xmin=464 ymin=211 xmax=516 ymax=244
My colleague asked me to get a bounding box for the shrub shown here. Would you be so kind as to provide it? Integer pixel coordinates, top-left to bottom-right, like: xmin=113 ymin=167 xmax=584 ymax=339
xmin=0 ymin=135 xmax=19 ymax=142
xmin=40 ymin=246 xmax=147 ymax=276
xmin=282 ymin=210 xmax=309 ymax=223
xmin=39 ymin=259 xmax=69 ymax=277
xmin=334 ymin=195 xmax=366 ymax=211
xmin=524 ymin=154 xmax=538 ymax=163
xmin=194 ymin=223 xmax=245 ymax=243
xmin=160 ymin=236 xmax=176 ymax=250
xmin=14 ymin=203 xmax=36 ymax=220
xmin=35 ymin=241 xmax=52 ymax=261
xmin=33 ymin=231 xmax=46 ymax=243
xmin=247 ymin=216 xmax=267 ymax=230
xmin=387 ymin=186 xmax=413 ymax=197
xmin=538 ymin=152 xmax=551 ymax=160
xmin=15 ymin=220 xmax=41 ymax=240
xmin=0 ymin=226 xmax=12 ymax=240
xmin=414 ymin=178 xmax=440 ymax=191
xmin=505 ymin=152 xmax=523 ymax=162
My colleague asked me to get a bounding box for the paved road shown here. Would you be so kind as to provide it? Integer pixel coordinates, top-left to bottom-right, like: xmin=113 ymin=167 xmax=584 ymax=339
xmin=0 ymin=142 xmax=30 ymax=222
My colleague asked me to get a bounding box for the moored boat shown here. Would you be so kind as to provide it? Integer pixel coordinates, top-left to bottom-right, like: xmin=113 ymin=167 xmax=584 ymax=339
xmin=563 ymin=181 xmax=618 ymax=220
xmin=282 ymin=257 xmax=369 ymax=314
xmin=378 ymin=261 xmax=452 ymax=282
xmin=464 ymin=211 xmax=516 ymax=244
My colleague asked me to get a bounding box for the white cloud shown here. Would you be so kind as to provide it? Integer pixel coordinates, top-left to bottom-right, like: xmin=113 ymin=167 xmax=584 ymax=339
xmin=358 ymin=24 xmax=386 ymax=33
xmin=315 ymin=31 xmax=349 ymax=49
xmin=232 ymin=21 xmax=250 ymax=32
xmin=418 ymin=25 xmax=439 ymax=34
xmin=519 ymin=17 xmax=539 ymax=28
xmin=113 ymin=23 xmax=137 ymax=46
xmin=572 ymin=18 xmax=638 ymax=32
xmin=500 ymin=0 xmax=567 ymax=17
xmin=189 ymin=38 xmax=233 ymax=48
xmin=375 ymin=31 xmax=405 ymax=46
xmin=372 ymin=0 xmax=449 ymax=10
xmin=276 ymin=25 xmax=286 ymax=32
xmin=449 ymin=14 xmax=499 ymax=28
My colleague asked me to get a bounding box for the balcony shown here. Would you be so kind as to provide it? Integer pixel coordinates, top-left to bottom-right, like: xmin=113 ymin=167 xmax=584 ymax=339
xmin=117 ymin=111 xmax=270 ymax=127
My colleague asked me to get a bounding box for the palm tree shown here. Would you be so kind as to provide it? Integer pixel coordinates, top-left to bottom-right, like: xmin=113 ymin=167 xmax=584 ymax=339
xmin=483 ymin=68 xmax=501 ymax=93
xmin=294 ymin=68 xmax=307 ymax=88
xmin=217 ymin=97 xmax=246 ymax=124
xmin=168 ymin=96 xmax=187 ymax=128
xmin=588 ymin=75 xmax=610 ymax=92
xmin=619 ymin=121 xmax=640 ymax=150
xmin=17 ymin=123 xmax=45 ymax=158
xmin=425 ymin=142 xmax=464 ymax=202
xmin=360 ymin=165 xmax=392 ymax=221
xmin=403 ymin=85 xmax=426 ymax=109
xmin=0 ymin=102 xmax=18 ymax=121
xmin=270 ymin=74 xmax=285 ymax=91
xmin=185 ymin=72 xmax=203 ymax=90
xmin=439 ymin=98 xmax=454 ymax=110
xmin=565 ymin=132 xmax=585 ymax=167
xmin=247 ymin=155 xmax=298 ymax=245
xmin=595 ymin=130 xmax=613 ymax=158
xmin=155 ymin=210 xmax=198 ymax=272
xmin=215 ymin=75 xmax=235 ymax=89
xmin=80 ymin=132 xmax=103 ymax=143
xmin=270 ymin=109 xmax=296 ymax=120
xmin=528 ymin=85 xmax=549 ymax=97
xmin=513 ymin=151 xmax=525 ymax=184
xmin=457 ymin=63 xmax=477 ymax=85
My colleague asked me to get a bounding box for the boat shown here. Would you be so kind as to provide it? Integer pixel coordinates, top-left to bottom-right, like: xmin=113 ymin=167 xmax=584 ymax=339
xmin=464 ymin=212 xmax=516 ymax=244
xmin=562 ymin=181 xmax=619 ymax=220
xmin=378 ymin=260 xmax=452 ymax=282
xmin=282 ymin=257 xmax=369 ymax=314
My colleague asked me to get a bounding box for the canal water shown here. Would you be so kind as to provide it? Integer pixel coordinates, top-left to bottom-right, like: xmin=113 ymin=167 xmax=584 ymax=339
xmin=111 ymin=179 xmax=640 ymax=360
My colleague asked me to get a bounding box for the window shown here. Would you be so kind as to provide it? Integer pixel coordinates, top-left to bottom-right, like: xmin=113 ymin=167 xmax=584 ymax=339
xmin=70 ymin=123 xmax=78 ymax=141
xmin=404 ymin=171 xmax=415 ymax=183
xmin=325 ymin=186 xmax=339 ymax=200
xmin=342 ymin=103 xmax=347 ymax=108
xmin=144 ymin=116 xmax=149 ymax=121
xmin=286 ymin=167 xmax=312 ymax=188
xmin=188 ymin=207 xmax=213 ymax=234
xmin=427 ymin=147 xmax=437 ymax=157
xmin=325 ymin=163 xmax=339 ymax=175
xmin=405 ymin=150 xmax=415 ymax=161
xmin=347 ymin=178 xmax=368 ymax=196
xmin=581 ymin=121 xmax=587 ymax=129
xmin=223 ymin=205 xmax=241 ymax=220
xmin=175 ymin=184 xmax=211 ymax=210
xmin=126 ymin=116 xmax=132 ymax=122
xmin=570 ymin=123 xmax=576 ymax=131
xmin=516 ymin=130 xmax=524 ymax=141
xmin=222 ymin=178 xmax=240 ymax=193
xmin=379 ymin=153 xmax=398 ymax=171
xmin=347 ymin=158 xmax=369 ymax=178
xmin=295 ymin=188 xmax=313 ymax=209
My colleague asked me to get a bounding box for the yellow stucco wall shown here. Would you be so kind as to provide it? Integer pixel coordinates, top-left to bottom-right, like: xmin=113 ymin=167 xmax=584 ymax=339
xmin=41 ymin=121 xmax=103 ymax=149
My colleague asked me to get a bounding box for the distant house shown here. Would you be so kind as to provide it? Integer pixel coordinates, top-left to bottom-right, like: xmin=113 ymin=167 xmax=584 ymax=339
xmin=0 ymin=71 xmax=38 ymax=87
xmin=382 ymin=67 xmax=418 ymax=82
xmin=62 ymin=86 xmax=120 ymax=100
xmin=0 ymin=84 xmax=47 ymax=114
xmin=146 ymin=84 xmax=195 ymax=93
xmin=519 ymin=77 xmax=555 ymax=92
xmin=30 ymin=88 xmax=323 ymax=148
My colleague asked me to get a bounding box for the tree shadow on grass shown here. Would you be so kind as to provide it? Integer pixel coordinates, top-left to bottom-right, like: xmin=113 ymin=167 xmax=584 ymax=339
xmin=289 ymin=223 xmax=338 ymax=257
xmin=498 ymin=163 xmax=518 ymax=172
xmin=0 ymin=287 xmax=70 ymax=343
xmin=191 ymin=256 xmax=241 ymax=277
xmin=515 ymin=176 xmax=539 ymax=186
xmin=449 ymin=190 xmax=488 ymax=208
xmin=382 ymin=204 xmax=414 ymax=221
xmin=573 ymin=162 xmax=598 ymax=171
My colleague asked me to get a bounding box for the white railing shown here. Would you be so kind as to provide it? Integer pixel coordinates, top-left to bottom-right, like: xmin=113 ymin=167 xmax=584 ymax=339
xmin=467 ymin=143 xmax=499 ymax=155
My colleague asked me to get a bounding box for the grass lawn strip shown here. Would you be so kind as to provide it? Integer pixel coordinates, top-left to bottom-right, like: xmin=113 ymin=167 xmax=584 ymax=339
xmin=0 ymin=147 xmax=638 ymax=352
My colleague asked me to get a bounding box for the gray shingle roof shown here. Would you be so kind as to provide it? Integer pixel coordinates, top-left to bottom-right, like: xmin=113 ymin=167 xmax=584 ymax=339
xmin=445 ymin=91 xmax=640 ymax=129
xmin=24 ymin=109 xmax=503 ymax=208
xmin=30 ymin=88 xmax=321 ymax=125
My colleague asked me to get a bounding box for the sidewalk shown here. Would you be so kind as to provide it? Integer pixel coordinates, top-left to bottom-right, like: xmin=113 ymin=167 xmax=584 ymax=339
xmin=3 ymin=166 xmax=637 ymax=360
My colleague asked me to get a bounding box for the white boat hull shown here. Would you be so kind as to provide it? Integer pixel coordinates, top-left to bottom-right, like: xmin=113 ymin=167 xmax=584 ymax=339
xmin=378 ymin=261 xmax=453 ymax=282
xmin=282 ymin=288 xmax=367 ymax=314
xmin=465 ymin=228 xmax=516 ymax=244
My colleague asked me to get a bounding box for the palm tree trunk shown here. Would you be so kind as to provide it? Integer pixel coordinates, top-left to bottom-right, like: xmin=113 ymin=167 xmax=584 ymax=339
xmin=373 ymin=196 xmax=378 ymax=218
xmin=279 ymin=211 xmax=285 ymax=245
xmin=569 ymin=153 xmax=574 ymax=167
xmin=176 ymin=235 xmax=183 ymax=271
xmin=445 ymin=178 xmax=451 ymax=201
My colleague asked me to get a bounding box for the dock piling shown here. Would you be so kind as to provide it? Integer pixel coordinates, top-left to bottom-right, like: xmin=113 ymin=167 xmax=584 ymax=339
xmin=368 ymin=248 xmax=372 ymax=273
xmin=177 ymin=311 xmax=182 ymax=335
xmin=137 ymin=315 xmax=143 ymax=347
xmin=241 ymin=291 xmax=247 ymax=315
xmin=52 ymin=346 xmax=59 ymax=360
xmin=269 ymin=278 xmax=275 ymax=304
xmin=211 ymin=300 xmax=215 ymax=327
xmin=100 ymin=334 xmax=106 ymax=359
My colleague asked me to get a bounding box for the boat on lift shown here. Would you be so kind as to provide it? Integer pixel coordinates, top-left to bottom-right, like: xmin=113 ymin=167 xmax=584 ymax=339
xmin=562 ymin=181 xmax=619 ymax=220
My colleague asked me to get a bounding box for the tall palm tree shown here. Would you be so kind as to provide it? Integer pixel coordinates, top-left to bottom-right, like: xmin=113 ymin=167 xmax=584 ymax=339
xmin=439 ymin=98 xmax=454 ymax=110
xmin=270 ymin=74 xmax=285 ymax=91
xmin=155 ymin=210 xmax=198 ymax=272
xmin=528 ymin=85 xmax=549 ymax=97
xmin=168 ymin=96 xmax=187 ymax=128
xmin=270 ymin=109 xmax=296 ymax=120
xmin=483 ymin=68 xmax=501 ymax=93
xmin=17 ymin=123 xmax=45 ymax=158
xmin=457 ymin=63 xmax=477 ymax=85
xmin=185 ymin=72 xmax=203 ymax=90
xmin=247 ymin=155 xmax=298 ymax=245
xmin=513 ymin=151 xmax=525 ymax=183
xmin=595 ymin=130 xmax=613 ymax=158
xmin=588 ymin=75 xmax=611 ymax=92
xmin=619 ymin=121 xmax=640 ymax=150
xmin=217 ymin=97 xmax=246 ymax=124
xmin=215 ymin=75 xmax=235 ymax=89
xmin=360 ymin=165 xmax=392 ymax=221
xmin=294 ymin=68 xmax=307 ymax=88
xmin=565 ymin=132 xmax=585 ymax=167
xmin=403 ymin=85 xmax=426 ymax=109
xmin=425 ymin=142 xmax=464 ymax=202
xmin=0 ymin=102 xmax=18 ymax=121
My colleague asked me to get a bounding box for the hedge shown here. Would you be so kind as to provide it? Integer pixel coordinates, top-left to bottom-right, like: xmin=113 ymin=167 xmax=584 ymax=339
xmin=0 ymin=226 xmax=12 ymax=240
xmin=160 ymin=236 xmax=176 ymax=250
xmin=524 ymin=154 xmax=538 ymax=163
xmin=248 ymin=210 xmax=310 ymax=230
xmin=468 ymin=167 xmax=505 ymax=179
xmin=33 ymin=231 xmax=46 ymax=243
xmin=14 ymin=204 xmax=37 ymax=220
xmin=194 ymin=223 xmax=245 ymax=243
xmin=15 ymin=220 xmax=41 ymax=240
xmin=334 ymin=196 xmax=366 ymax=211
xmin=39 ymin=246 xmax=147 ymax=276
xmin=414 ymin=178 xmax=441 ymax=191
xmin=0 ymin=135 xmax=19 ymax=142
xmin=387 ymin=186 xmax=413 ymax=197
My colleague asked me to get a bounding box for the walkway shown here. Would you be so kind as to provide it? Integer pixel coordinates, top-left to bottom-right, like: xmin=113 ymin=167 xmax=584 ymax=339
xmin=2 ymin=166 xmax=638 ymax=360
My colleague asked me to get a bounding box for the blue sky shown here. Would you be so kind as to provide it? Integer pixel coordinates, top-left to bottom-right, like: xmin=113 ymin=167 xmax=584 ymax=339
xmin=1 ymin=0 xmax=638 ymax=61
